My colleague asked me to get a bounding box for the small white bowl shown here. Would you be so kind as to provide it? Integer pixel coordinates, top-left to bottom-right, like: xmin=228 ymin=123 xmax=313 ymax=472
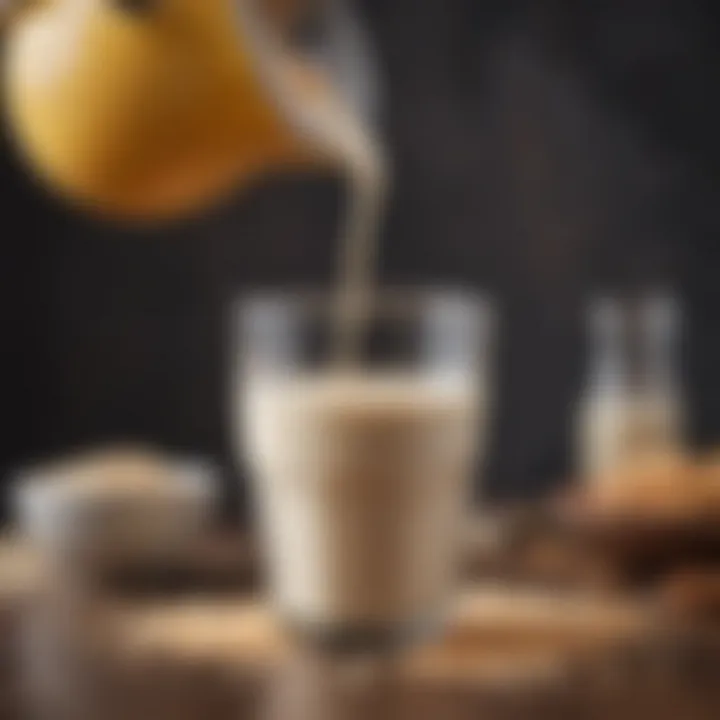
xmin=13 ymin=456 xmax=216 ymax=573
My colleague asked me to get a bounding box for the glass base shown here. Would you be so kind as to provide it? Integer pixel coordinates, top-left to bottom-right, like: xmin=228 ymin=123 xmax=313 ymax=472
xmin=282 ymin=612 xmax=445 ymax=656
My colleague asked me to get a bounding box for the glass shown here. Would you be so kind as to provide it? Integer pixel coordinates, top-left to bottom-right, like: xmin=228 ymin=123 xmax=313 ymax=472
xmin=234 ymin=289 xmax=492 ymax=653
xmin=577 ymin=292 xmax=685 ymax=481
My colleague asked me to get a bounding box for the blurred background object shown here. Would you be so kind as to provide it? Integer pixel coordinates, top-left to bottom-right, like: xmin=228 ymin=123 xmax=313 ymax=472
xmin=3 ymin=0 xmax=380 ymax=220
xmin=576 ymin=292 xmax=684 ymax=482
xmin=2 ymin=0 xmax=720 ymax=515
xmin=13 ymin=446 xmax=215 ymax=579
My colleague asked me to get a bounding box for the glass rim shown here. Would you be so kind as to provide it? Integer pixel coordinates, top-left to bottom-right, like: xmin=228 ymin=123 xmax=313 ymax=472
xmin=234 ymin=285 xmax=492 ymax=320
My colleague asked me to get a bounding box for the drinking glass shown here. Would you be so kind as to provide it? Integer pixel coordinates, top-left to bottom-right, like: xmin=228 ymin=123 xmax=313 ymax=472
xmin=233 ymin=289 xmax=492 ymax=653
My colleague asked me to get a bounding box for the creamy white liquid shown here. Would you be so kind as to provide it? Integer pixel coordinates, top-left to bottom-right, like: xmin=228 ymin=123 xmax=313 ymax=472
xmin=238 ymin=0 xmax=388 ymax=360
xmin=579 ymin=296 xmax=684 ymax=481
xmin=244 ymin=374 xmax=480 ymax=627
xmin=578 ymin=390 xmax=683 ymax=481
xmin=280 ymin=69 xmax=387 ymax=361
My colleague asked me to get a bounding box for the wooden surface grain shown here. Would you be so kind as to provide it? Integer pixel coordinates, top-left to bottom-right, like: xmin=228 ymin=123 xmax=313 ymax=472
xmin=1 ymin=532 xmax=719 ymax=719
xmin=16 ymin=584 xmax=720 ymax=720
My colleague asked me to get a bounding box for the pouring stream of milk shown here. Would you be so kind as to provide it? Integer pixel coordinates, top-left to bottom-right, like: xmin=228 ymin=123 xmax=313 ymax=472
xmin=238 ymin=0 xmax=388 ymax=363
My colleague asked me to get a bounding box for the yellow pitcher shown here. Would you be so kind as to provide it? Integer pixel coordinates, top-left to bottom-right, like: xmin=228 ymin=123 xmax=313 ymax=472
xmin=4 ymin=0 xmax=374 ymax=220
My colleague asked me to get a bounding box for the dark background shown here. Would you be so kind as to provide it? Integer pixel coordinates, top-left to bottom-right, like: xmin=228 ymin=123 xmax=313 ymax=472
xmin=2 ymin=0 xmax=720 ymax=518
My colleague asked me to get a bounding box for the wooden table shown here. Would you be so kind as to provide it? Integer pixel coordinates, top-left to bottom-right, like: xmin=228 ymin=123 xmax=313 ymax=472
xmin=16 ymin=586 xmax=720 ymax=720
xmin=2 ymin=533 xmax=719 ymax=720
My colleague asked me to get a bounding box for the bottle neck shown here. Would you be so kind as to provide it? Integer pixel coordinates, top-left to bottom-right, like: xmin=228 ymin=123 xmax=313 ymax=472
xmin=587 ymin=294 xmax=681 ymax=397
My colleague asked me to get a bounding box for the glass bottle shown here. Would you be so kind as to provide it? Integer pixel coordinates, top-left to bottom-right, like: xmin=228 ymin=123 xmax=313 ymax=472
xmin=577 ymin=292 xmax=684 ymax=482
